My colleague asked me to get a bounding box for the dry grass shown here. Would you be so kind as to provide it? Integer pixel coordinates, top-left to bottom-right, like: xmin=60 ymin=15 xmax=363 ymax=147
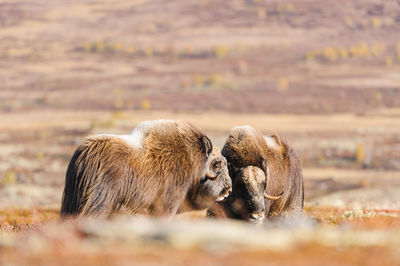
xmin=2 ymin=206 xmax=400 ymax=233
xmin=0 ymin=209 xmax=59 ymax=232
xmin=1 ymin=208 xmax=400 ymax=265
xmin=306 ymin=206 xmax=400 ymax=229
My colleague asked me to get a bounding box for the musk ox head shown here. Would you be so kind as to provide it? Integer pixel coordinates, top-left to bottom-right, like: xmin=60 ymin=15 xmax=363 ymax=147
xmin=230 ymin=166 xmax=266 ymax=222
xmin=183 ymin=147 xmax=232 ymax=211
xmin=228 ymin=165 xmax=284 ymax=223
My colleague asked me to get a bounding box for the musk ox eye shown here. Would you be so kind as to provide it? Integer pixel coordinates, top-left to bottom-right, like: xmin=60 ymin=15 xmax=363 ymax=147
xmin=212 ymin=161 xmax=222 ymax=172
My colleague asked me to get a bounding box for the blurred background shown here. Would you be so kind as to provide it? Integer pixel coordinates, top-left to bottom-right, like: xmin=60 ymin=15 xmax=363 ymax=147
xmin=1 ymin=0 xmax=400 ymax=264
xmin=1 ymin=0 xmax=400 ymax=209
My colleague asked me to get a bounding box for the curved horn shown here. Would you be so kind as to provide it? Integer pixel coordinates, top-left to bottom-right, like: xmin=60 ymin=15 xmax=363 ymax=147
xmin=206 ymin=157 xmax=224 ymax=180
xmin=264 ymin=191 xmax=284 ymax=200
xmin=206 ymin=170 xmax=221 ymax=180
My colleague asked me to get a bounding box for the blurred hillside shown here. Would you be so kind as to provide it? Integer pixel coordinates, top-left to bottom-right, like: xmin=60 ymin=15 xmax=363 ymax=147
xmin=1 ymin=0 xmax=400 ymax=113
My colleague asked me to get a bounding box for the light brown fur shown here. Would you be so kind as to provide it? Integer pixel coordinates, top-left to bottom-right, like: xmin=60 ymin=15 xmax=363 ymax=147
xmin=60 ymin=120 xmax=214 ymax=218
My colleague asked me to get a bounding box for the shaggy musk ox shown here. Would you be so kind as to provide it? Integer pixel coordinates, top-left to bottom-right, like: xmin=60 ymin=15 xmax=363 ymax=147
xmin=216 ymin=126 xmax=303 ymax=222
xmin=60 ymin=120 xmax=226 ymax=218
xmin=177 ymin=146 xmax=232 ymax=216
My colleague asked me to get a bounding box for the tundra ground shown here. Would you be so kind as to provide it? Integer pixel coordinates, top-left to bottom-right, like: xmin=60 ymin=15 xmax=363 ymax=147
xmin=0 ymin=110 xmax=400 ymax=265
xmin=1 ymin=0 xmax=400 ymax=264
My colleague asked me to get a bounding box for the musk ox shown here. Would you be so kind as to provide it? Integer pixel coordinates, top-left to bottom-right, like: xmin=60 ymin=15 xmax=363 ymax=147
xmin=176 ymin=146 xmax=232 ymax=218
xmin=60 ymin=119 xmax=224 ymax=218
xmin=216 ymin=126 xmax=303 ymax=222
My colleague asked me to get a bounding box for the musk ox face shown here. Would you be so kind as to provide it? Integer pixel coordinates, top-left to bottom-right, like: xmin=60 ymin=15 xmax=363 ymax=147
xmin=228 ymin=165 xmax=284 ymax=223
xmin=184 ymin=148 xmax=232 ymax=210
xmin=232 ymin=166 xmax=266 ymax=222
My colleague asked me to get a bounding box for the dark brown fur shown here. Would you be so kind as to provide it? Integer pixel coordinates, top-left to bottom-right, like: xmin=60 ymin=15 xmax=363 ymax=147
xmin=60 ymin=120 xmax=214 ymax=218
xmin=209 ymin=166 xmax=267 ymax=222
xmin=220 ymin=126 xmax=304 ymax=220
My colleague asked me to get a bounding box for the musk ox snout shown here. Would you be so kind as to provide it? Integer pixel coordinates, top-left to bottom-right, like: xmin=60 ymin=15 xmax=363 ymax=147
xmin=249 ymin=211 xmax=265 ymax=223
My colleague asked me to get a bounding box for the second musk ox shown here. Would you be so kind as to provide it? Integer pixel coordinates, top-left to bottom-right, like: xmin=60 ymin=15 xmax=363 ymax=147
xmin=216 ymin=126 xmax=303 ymax=222
xmin=60 ymin=120 xmax=228 ymax=218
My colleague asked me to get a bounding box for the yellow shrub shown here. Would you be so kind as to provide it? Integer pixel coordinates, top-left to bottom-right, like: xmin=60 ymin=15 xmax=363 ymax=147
xmin=36 ymin=152 xmax=44 ymax=160
xmin=83 ymin=42 xmax=92 ymax=52
xmin=338 ymin=48 xmax=349 ymax=59
xmin=358 ymin=42 xmax=370 ymax=57
xmin=344 ymin=16 xmax=354 ymax=28
xmin=279 ymin=78 xmax=289 ymax=90
xmin=371 ymin=43 xmax=385 ymax=56
xmin=2 ymin=170 xmax=17 ymax=186
xmin=385 ymin=56 xmax=393 ymax=66
xmin=193 ymin=74 xmax=204 ymax=87
xmin=323 ymin=47 xmax=338 ymax=62
xmin=184 ymin=45 xmax=192 ymax=55
xmin=397 ymin=42 xmax=400 ymax=60
xmin=126 ymin=46 xmax=136 ymax=54
xmin=144 ymin=47 xmax=154 ymax=57
xmin=214 ymin=45 xmax=229 ymax=58
xmin=258 ymin=8 xmax=267 ymax=19
xmin=355 ymin=143 xmax=366 ymax=164
xmin=113 ymin=42 xmax=123 ymax=51
xmin=111 ymin=111 xmax=126 ymax=119
xmin=113 ymin=99 xmax=124 ymax=109
xmin=91 ymin=41 xmax=104 ymax=53
xmin=375 ymin=92 xmax=382 ymax=102
xmin=278 ymin=3 xmax=295 ymax=14
xmin=305 ymin=52 xmax=314 ymax=61
xmin=371 ymin=17 xmax=382 ymax=29
xmin=349 ymin=45 xmax=359 ymax=57
xmin=112 ymin=88 xmax=121 ymax=96
xmin=349 ymin=43 xmax=370 ymax=58
xmin=141 ymin=99 xmax=152 ymax=110
xmin=208 ymin=74 xmax=222 ymax=86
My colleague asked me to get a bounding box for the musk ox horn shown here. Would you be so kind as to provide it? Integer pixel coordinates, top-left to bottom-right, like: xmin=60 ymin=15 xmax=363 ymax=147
xmin=264 ymin=191 xmax=284 ymax=200
xmin=206 ymin=171 xmax=221 ymax=180
xmin=206 ymin=157 xmax=224 ymax=180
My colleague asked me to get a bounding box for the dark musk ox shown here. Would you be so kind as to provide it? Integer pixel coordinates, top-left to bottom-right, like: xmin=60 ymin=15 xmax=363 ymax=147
xmin=176 ymin=146 xmax=232 ymax=218
xmin=60 ymin=120 xmax=225 ymax=218
xmin=213 ymin=126 xmax=303 ymax=222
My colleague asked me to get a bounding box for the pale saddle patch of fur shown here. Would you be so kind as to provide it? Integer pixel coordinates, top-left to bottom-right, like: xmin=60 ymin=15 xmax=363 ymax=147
xmin=96 ymin=119 xmax=174 ymax=149
xmin=232 ymin=125 xmax=256 ymax=133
